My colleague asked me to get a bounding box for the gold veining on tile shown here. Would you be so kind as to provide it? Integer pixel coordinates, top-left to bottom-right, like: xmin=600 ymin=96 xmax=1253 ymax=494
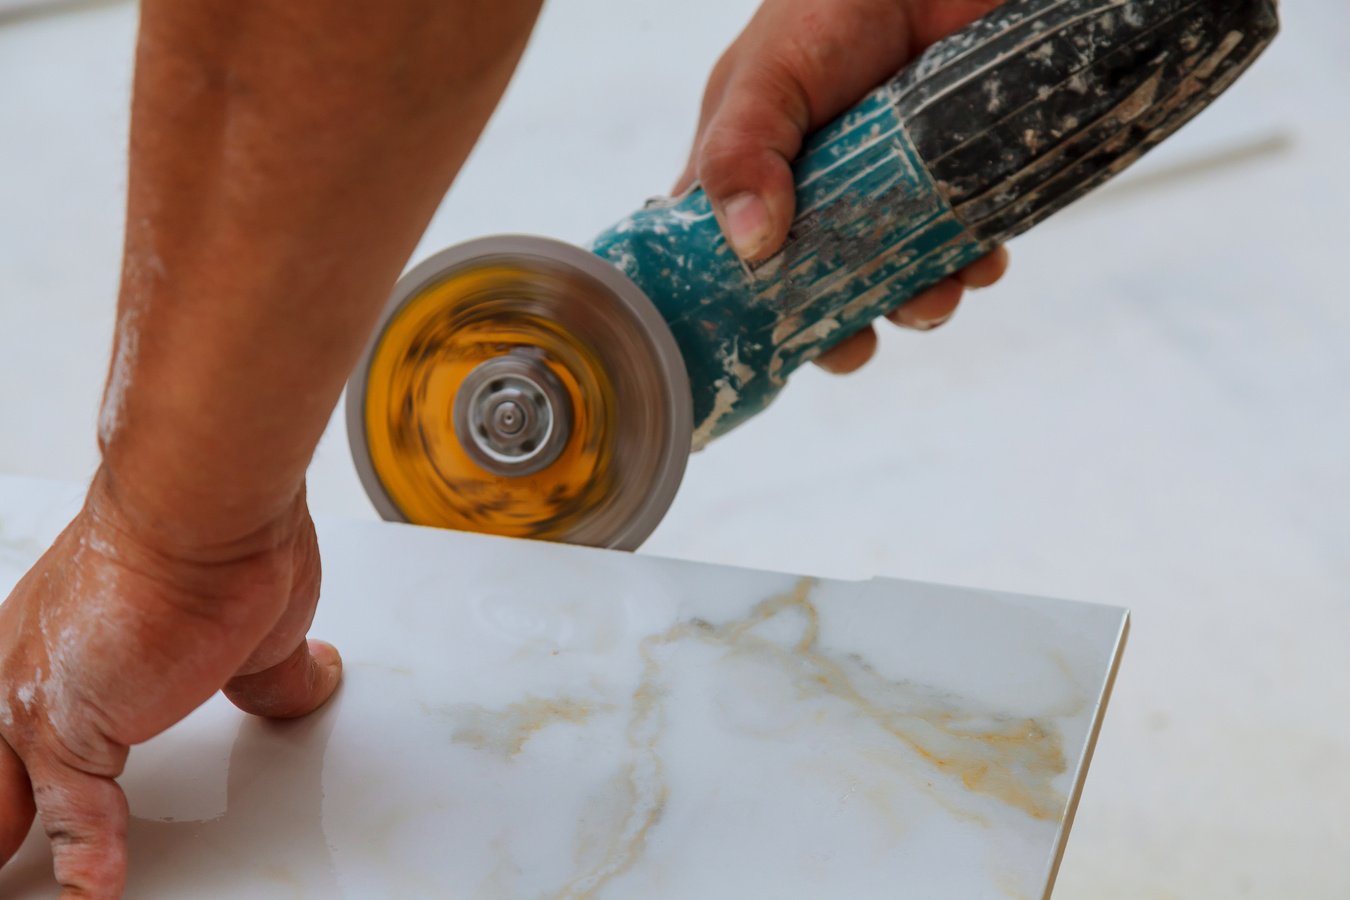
xmin=702 ymin=579 xmax=1068 ymax=820
xmin=549 ymin=578 xmax=1069 ymax=896
xmin=558 ymin=628 xmax=671 ymax=899
xmin=449 ymin=695 xmax=607 ymax=759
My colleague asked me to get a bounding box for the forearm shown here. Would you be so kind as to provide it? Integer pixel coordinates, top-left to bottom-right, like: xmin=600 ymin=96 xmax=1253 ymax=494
xmin=100 ymin=0 xmax=543 ymax=552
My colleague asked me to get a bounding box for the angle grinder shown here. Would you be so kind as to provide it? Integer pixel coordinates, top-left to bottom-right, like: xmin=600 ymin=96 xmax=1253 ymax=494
xmin=347 ymin=0 xmax=1279 ymax=549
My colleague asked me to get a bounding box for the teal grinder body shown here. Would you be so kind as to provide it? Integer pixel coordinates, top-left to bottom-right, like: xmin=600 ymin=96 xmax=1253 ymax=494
xmin=590 ymin=0 xmax=1281 ymax=446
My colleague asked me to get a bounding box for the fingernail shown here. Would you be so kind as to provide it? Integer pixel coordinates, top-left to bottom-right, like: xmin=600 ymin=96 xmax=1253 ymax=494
xmin=814 ymin=357 xmax=851 ymax=375
xmin=910 ymin=311 xmax=956 ymax=332
xmin=721 ymin=192 xmax=771 ymax=260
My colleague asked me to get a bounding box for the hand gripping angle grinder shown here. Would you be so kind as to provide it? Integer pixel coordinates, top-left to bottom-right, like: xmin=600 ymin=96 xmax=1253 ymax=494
xmin=347 ymin=0 xmax=1279 ymax=549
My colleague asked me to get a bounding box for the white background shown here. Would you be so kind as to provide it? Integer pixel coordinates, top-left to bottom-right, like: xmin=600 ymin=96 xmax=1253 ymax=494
xmin=1 ymin=0 xmax=1347 ymax=896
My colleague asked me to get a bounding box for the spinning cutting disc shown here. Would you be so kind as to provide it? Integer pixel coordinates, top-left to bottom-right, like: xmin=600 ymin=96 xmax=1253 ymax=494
xmin=346 ymin=236 xmax=693 ymax=550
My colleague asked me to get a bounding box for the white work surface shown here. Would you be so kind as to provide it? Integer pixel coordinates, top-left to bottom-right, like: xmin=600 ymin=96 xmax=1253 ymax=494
xmin=0 ymin=475 xmax=1127 ymax=898
xmin=1 ymin=0 xmax=1347 ymax=897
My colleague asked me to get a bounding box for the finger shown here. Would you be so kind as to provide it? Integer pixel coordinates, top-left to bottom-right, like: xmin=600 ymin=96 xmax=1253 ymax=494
xmin=695 ymin=61 xmax=811 ymax=261
xmin=905 ymin=0 xmax=1009 ymax=54
xmin=886 ymin=278 xmax=964 ymax=331
xmin=814 ymin=326 xmax=879 ymax=375
xmin=28 ymin=762 xmax=128 ymax=899
xmin=0 ymin=738 xmax=35 ymax=867
xmin=955 ymin=245 xmax=1010 ymax=289
xmin=672 ymin=161 xmax=698 ymax=198
xmin=223 ymin=639 xmax=342 ymax=720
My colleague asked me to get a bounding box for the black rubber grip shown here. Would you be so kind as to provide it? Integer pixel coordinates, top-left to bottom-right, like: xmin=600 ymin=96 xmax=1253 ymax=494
xmin=892 ymin=0 xmax=1280 ymax=244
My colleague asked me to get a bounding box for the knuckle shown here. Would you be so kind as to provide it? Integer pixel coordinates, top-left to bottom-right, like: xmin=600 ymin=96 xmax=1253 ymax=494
xmin=696 ymin=127 xmax=793 ymax=196
xmin=728 ymin=55 xmax=812 ymax=133
xmin=706 ymin=51 xmax=738 ymax=97
xmin=51 ymin=839 xmax=127 ymax=898
xmin=693 ymin=58 xmax=812 ymax=199
xmin=697 ymin=129 xmax=752 ymax=173
xmin=745 ymin=60 xmax=812 ymax=131
xmin=38 ymin=700 xmax=127 ymax=780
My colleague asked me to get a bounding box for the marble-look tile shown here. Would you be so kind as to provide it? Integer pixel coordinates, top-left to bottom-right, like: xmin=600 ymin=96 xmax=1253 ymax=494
xmin=0 ymin=475 xmax=1126 ymax=898
xmin=5 ymin=2 xmax=1349 ymax=894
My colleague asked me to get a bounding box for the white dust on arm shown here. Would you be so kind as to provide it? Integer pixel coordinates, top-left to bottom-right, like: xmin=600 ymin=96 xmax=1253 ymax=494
xmin=98 ymin=303 xmax=142 ymax=446
xmin=98 ymin=218 xmax=163 ymax=446
xmin=2 ymin=515 xmax=131 ymax=746
xmin=34 ymin=535 xmax=127 ymax=760
xmin=1 ymin=672 xmax=43 ymax=731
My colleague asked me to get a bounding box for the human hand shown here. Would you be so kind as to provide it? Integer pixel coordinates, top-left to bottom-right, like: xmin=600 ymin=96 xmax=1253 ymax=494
xmin=0 ymin=472 xmax=341 ymax=897
xmin=676 ymin=0 xmax=1011 ymax=374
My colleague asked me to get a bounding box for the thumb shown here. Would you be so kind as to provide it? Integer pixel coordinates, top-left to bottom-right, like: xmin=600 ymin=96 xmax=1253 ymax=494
xmin=695 ymin=61 xmax=810 ymax=262
xmin=0 ymin=738 xmax=35 ymax=867
xmin=27 ymin=760 xmax=128 ymax=898
xmin=224 ymin=638 xmax=342 ymax=721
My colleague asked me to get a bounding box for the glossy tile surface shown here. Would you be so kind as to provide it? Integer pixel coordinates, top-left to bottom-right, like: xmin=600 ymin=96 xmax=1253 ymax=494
xmin=4 ymin=2 xmax=1349 ymax=895
xmin=0 ymin=475 xmax=1126 ymax=898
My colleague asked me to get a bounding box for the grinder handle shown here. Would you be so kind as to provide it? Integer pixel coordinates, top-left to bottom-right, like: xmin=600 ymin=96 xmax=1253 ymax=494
xmin=590 ymin=0 xmax=1278 ymax=448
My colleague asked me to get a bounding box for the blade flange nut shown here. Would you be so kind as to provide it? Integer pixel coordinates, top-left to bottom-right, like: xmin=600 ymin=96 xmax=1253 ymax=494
xmin=453 ymin=352 xmax=572 ymax=476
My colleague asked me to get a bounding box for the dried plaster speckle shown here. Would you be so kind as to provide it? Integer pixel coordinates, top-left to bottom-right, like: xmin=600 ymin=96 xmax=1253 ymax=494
xmin=690 ymin=380 xmax=740 ymax=451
